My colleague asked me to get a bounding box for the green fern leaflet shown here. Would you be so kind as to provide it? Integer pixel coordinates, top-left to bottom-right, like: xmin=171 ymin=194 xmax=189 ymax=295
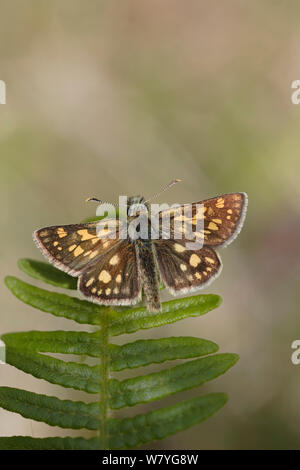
xmin=0 ymin=258 xmax=239 ymax=450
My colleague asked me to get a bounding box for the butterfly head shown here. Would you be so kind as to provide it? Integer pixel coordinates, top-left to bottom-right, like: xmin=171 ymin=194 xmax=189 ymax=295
xmin=127 ymin=195 xmax=149 ymax=217
xmin=86 ymin=180 xmax=182 ymax=218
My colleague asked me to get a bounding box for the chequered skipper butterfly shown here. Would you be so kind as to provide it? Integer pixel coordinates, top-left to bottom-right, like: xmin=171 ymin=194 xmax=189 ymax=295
xmin=33 ymin=184 xmax=247 ymax=312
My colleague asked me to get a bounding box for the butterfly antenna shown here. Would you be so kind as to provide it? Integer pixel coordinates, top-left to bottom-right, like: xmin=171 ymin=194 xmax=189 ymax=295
xmin=85 ymin=197 xmax=118 ymax=207
xmin=144 ymin=178 xmax=182 ymax=203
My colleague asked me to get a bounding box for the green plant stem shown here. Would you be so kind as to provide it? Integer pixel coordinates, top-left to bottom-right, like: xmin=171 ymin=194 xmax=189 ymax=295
xmin=100 ymin=308 xmax=109 ymax=449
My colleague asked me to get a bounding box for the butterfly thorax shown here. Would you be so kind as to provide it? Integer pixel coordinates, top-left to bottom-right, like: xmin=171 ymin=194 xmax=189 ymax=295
xmin=127 ymin=195 xmax=153 ymax=242
xmin=126 ymin=195 xmax=161 ymax=311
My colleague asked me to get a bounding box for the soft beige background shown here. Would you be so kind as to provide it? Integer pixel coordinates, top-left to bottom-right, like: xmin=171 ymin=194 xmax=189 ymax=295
xmin=1 ymin=0 xmax=300 ymax=449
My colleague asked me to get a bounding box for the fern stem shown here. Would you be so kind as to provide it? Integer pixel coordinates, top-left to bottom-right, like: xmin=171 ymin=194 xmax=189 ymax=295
xmin=100 ymin=308 xmax=109 ymax=450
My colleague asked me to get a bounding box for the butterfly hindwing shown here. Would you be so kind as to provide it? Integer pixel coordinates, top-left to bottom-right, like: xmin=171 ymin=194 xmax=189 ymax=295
xmin=154 ymin=239 xmax=222 ymax=294
xmin=78 ymin=240 xmax=141 ymax=305
xmin=33 ymin=220 xmax=122 ymax=276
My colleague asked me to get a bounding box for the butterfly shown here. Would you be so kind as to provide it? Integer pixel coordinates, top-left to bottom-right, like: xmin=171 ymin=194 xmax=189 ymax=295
xmin=33 ymin=184 xmax=247 ymax=313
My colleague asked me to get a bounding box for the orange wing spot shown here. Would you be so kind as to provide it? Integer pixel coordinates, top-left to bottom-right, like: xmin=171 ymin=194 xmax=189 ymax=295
xmin=99 ymin=270 xmax=111 ymax=283
xmin=205 ymin=256 xmax=215 ymax=264
xmin=216 ymin=198 xmax=225 ymax=209
xmin=208 ymin=222 xmax=219 ymax=231
xmin=212 ymin=219 xmax=222 ymax=224
xmin=190 ymin=254 xmax=201 ymax=267
xmin=109 ymin=254 xmax=119 ymax=265
xmin=69 ymin=244 xmax=77 ymax=252
xmin=77 ymin=229 xmax=95 ymax=241
xmin=86 ymin=278 xmax=94 ymax=287
xmin=74 ymin=246 xmax=84 ymax=257
xmin=57 ymin=227 xmax=67 ymax=238
xmin=174 ymin=243 xmax=185 ymax=253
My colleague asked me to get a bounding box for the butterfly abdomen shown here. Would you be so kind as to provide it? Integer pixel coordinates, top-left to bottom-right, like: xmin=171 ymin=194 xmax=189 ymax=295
xmin=136 ymin=239 xmax=161 ymax=313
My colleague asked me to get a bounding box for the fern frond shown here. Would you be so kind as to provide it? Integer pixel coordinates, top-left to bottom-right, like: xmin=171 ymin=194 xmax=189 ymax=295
xmin=0 ymin=259 xmax=238 ymax=449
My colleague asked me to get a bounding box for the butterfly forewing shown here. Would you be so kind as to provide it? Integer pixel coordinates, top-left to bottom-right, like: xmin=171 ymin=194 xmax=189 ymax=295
xmin=33 ymin=219 xmax=123 ymax=276
xmin=159 ymin=192 xmax=247 ymax=247
xmin=200 ymin=192 xmax=247 ymax=246
xmin=78 ymin=240 xmax=141 ymax=305
xmin=154 ymin=239 xmax=222 ymax=294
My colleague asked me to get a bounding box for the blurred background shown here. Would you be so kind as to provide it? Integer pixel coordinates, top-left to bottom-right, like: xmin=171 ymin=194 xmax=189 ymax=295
xmin=1 ymin=0 xmax=300 ymax=450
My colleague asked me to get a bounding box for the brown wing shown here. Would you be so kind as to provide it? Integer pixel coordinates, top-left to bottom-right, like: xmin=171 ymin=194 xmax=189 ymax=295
xmin=158 ymin=192 xmax=247 ymax=247
xmin=33 ymin=219 xmax=123 ymax=276
xmin=154 ymin=239 xmax=222 ymax=294
xmin=78 ymin=240 xmax=141 ymax=306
